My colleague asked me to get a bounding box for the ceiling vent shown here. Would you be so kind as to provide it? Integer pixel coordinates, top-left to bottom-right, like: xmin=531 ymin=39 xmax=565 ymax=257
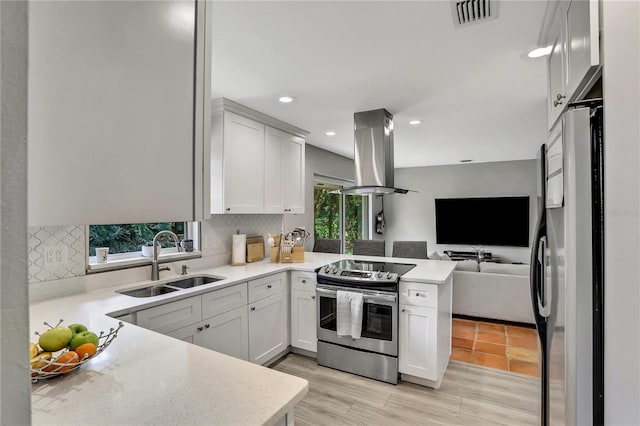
xmin=450 ymin=0 xmax=497 ymax=27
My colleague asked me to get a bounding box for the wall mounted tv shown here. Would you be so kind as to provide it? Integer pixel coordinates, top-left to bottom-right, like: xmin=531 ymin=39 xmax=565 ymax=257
xmin=435 ymin=197 xmax=530 ymax=247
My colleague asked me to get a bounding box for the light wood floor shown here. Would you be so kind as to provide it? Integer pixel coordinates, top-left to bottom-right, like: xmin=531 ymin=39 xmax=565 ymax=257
xmin=272 ymin=354 xmax=539 ymax=426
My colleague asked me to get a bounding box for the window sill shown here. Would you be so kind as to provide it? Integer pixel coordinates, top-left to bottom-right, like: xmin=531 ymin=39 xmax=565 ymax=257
xmin=87 ymin=249 xmax=202 ymax=273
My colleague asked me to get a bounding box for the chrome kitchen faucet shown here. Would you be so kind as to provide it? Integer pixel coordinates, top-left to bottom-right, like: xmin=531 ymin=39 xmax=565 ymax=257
xmin=151 ymin=230 xmax=182 ymax=280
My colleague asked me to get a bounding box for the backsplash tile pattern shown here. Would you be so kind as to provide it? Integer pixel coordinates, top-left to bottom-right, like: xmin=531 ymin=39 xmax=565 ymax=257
xmin=200 ymin=214 xmax=283 ymax=260
xmin=28 ymin=226 xmax=86 ymax=283
xmin=28 ymin=215 xmax=284 ymax=284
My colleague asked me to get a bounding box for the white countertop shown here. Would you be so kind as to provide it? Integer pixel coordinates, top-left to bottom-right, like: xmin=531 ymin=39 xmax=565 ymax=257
xmin=30 ymin=252 xmax=454 ymax=425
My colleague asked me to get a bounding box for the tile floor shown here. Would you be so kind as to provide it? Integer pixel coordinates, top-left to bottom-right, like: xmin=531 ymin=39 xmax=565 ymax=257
xmin=451 ymin=317 xmax=541 ymax=377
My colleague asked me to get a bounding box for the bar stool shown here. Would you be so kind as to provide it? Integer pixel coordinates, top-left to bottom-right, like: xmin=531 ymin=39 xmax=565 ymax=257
xmin=352 ymin=239 xmax=385 ymax=257
xmin=312 ymin=238 xmax=341 ymax=254
xmin=392 ymin=241 xmax=428 ymax=259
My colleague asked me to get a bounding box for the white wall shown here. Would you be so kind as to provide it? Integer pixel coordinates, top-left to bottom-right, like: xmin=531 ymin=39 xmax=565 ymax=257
xmin=384 ymin=160 xmax=538 ymax=263
xmin=602 ymin=2 xmax=640 ymax=424
xmin=0 ymin=1 xmax=31 ymax=423
xmin=283 ymin=144 xmax=354 ymax=251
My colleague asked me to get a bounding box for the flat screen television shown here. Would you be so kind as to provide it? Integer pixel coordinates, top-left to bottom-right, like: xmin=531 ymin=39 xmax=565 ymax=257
xmin=435 ymin=196 xmax=530 ymax=247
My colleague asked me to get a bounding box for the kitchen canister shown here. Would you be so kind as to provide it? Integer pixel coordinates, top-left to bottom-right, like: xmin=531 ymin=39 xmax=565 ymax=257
xmin=231 ymin=231 xmax=246 ymax=266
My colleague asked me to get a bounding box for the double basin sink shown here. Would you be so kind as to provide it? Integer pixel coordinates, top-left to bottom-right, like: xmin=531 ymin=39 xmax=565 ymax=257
xmin=118 ymin=275 xmax=225 ymax=298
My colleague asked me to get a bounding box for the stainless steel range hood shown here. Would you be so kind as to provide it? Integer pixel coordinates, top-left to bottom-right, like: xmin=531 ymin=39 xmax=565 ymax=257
xmin=338 ymin=108 xmax=409 ymax=195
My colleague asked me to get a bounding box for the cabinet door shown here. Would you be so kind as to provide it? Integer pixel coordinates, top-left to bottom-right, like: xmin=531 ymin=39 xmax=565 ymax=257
xmin=547 ymin=9 xmax=566 ymax=131
xmin=282 ymin=135 xmax=305 ymax=214
xmin=136 ymin=296 xmax=202 ymax=334
xmin=167 ymin=323 xmax=199 ymax=345
xmin=249 ymin=292 xmax=287 ymax=365
xmin=264 ymin=127 xmax=285 ymax=213
xmin=565 ymin=0 xmax=600 ymax=99
xmin=28 ymin=1 xmax=204 ymax=225
xmin=198 ymin=305 xmax=249 ymax=361
xmin=291 ymin=289 xmax=317 ymax=352
xmin=399 ymin=304 xmax=438 ymax=380
xmin=223 ymin=112 xmax=265 ymax=213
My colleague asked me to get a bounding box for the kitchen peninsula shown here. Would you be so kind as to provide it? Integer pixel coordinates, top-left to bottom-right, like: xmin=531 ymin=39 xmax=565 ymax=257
xmin=29 ymin=253 xmax=455 ymax=425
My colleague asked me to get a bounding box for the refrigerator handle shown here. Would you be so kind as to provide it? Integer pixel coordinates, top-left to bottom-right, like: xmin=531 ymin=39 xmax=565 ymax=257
xmin=537 ymin=236 xmax=551 ymax=318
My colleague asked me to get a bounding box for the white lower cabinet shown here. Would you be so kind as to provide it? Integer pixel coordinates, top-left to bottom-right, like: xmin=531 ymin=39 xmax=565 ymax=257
xmin=249 ymin=291 xmax=287 ymax=365
xmin=398 ymin=277 xmax=452 ymax=388
xmin=291 ymin=289 xmax=317 ymax=352
xmin=199 ymin=306 xmax=249 ymax=360
xmin=399 ymin=304 xmax=437 ymax=379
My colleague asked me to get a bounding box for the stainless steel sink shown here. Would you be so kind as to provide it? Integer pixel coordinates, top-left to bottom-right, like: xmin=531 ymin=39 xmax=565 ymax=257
xmin=165 ymin=276 xmax=224 ymax=289
xmin=118 ymin=285 xmax=180 ymax=298
xmin=117 ymin=275 xmax=225 ymax=297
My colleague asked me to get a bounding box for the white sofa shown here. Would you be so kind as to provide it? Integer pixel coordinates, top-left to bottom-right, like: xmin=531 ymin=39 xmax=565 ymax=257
xmin=451 ymin=261 xmax=534 ymax=324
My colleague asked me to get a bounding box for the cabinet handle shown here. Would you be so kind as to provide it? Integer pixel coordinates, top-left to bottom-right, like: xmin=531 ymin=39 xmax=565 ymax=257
xmin=197 ymin=326 xmax=204 ymax=332
xmin=553 ymin=100 xmax=563 ymax=107
xmin=267 ymin=284 xmax=272 ymax=289
xmin=251 ymin=306 xmax=256 ymax=311
xmin=311 ymin=295 xmax=316 ymax=300
xmin=301 ymin=279 xmax=307 ymax=284
xmin=556 ymin=93 xmax=566 ymax=101
xmin=204 ymin=324 xmax=210 ymax=329
xmin=226 ymin=207 xmax=231 ymax=211
xmin=401 ymin=308 xmax=406 ymax=313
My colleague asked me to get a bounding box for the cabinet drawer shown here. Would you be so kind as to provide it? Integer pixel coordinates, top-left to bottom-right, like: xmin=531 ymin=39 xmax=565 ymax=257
xmin=202 ymin=283 xmax=248 ymax=319
xmin=400 ymin=281 xmax=438 ymax=308
xmin=291 ymin=271 xmax=316 ymax=291
xmin=136 ymin=296 xmax=202 ymax=334
xmin=248 ymin=273 xmax=286 ymax=303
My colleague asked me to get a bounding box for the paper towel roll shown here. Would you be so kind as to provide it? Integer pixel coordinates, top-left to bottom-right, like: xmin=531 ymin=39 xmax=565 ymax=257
xmin=231 ymin=234 xmax=246 ymax=265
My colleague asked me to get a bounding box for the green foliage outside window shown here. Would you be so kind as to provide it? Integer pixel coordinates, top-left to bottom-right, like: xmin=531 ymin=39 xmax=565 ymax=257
xmin=89 ymin=223 xmax=184 ymax=256
xmin=314 ymin=186 xmax=368 ymax=255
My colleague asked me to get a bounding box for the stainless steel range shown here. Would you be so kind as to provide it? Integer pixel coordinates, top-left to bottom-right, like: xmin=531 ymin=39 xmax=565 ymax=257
xmin=316 ymin=259 xmax=416 ymax=384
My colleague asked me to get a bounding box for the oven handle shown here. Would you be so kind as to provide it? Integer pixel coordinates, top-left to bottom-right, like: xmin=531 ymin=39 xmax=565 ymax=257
xmin=315 ymin=287 xmax=397 ymax=303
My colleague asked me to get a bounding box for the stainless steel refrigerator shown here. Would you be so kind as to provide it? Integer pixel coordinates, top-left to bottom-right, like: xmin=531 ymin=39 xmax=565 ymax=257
xmin=530 ymin=100 xmax=604 ymax=426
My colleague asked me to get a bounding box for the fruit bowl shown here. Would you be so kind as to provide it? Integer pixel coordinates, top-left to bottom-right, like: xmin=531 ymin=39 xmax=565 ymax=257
xmin=30 ymin=320 xmax=124 ymax=383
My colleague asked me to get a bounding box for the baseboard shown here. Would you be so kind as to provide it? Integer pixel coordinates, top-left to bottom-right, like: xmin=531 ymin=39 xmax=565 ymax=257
xmin=453 ymin=314 xmax=536 ymax=329
xmin=400 ymin=373 xmax=443 ymax=389
xmin=290 ymin=347 xmax=317 ymax=358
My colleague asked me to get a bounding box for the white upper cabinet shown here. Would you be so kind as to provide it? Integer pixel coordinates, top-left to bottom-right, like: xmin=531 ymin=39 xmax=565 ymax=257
xmin=543 ymin=0 xmax=601 ymax=130
xmin=565 ymin=0 xmax=600 ymax=98
xmin=221 ymin=112 xmax=265 ymax=213
xmin=28 ymin=0 xmax=210 ymax=226
xmin=264 ymin=127 xmax=285 ymax=213
xmin=210 ymin=99 xmax=308 ymax=214
xmin=282 ymin=134 xmax=306 ymax=214
xmin=547 ymin=8 xmax=566 ymax=130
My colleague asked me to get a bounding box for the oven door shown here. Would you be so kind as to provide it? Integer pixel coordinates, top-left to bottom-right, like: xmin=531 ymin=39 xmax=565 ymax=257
xmin=316 ymin=284 xmax=397 ymax=356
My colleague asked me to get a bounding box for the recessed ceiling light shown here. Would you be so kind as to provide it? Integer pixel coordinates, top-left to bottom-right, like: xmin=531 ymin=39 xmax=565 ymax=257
xmin=409 ymin=120 xmax=422 ymax=125
xmin=278 ymin=96 xmax=295 ymax=103
xmin=527 ymin=46 xmax=552 ymax=58
xmin=326 ymin=131 xmax=336 ymax=136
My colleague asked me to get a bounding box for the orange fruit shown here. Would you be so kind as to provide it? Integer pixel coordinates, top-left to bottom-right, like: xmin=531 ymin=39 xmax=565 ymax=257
xmin=74 ymin=342 xmax=97 ymax=360
xmin=44 ymin=351 xmax=79 ymax=373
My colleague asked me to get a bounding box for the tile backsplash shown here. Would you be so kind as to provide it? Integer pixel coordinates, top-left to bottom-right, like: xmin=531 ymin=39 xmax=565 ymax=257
xmin=28 ymin=226 xmax=86 ymax=283
xmin=28 ymin=215 xmax=284 ymax=284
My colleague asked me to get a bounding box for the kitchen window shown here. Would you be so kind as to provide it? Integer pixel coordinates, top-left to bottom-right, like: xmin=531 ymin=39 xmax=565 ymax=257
xmin=314 ymin=177 xmax=369 ymax=254
xmin=86 ymin=222 xmax=200 ymax=272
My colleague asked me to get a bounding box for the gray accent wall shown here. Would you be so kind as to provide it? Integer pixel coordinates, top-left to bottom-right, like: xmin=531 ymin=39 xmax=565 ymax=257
xmin=384 ymin=160 xmax=538 ymax=263
xmin=283 ymin=144 xmax=354 ymax=251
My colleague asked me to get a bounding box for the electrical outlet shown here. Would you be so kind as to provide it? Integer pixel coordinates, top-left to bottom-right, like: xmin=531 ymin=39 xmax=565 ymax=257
xmin=44 ymin=245 xmax=67 ymax=266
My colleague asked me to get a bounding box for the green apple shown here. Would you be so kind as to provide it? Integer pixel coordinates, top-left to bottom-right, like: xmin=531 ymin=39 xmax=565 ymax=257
xmin=68 ymin=323 xmax=88 ymax=336
xmin=38 ymin=326 xmax=73 ymax=352
xmin=69 ymin=331 xmax=99 ymax=351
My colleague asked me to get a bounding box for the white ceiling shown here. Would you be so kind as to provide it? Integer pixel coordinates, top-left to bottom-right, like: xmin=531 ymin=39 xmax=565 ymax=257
xmin=211 ymin=1 xmax=548 ymax=168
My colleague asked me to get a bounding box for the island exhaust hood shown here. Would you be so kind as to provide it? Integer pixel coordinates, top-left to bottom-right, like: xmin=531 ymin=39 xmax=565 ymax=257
xmin=338 ymin=108 xmax=410 ymax=195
